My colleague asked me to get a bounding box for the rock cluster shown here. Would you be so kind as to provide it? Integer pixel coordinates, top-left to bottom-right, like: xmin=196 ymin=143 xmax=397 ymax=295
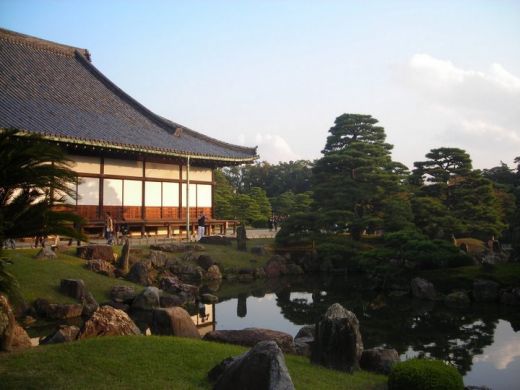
xmin=204 ymin=328 xmax=296 ymax=354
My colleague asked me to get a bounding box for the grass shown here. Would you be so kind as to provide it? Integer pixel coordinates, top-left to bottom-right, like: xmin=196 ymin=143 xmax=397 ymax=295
xmin=199 ymin=238 xmax=275 ymax=271
xmin=0 ymin=336 xmax=387 ymax=390
xmin=2 ymin=248 xmax=142 ymax=306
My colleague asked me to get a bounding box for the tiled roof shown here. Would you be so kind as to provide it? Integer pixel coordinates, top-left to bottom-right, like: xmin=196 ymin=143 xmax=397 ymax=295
xmin=0 ymin=28 xmax=257 ymax=163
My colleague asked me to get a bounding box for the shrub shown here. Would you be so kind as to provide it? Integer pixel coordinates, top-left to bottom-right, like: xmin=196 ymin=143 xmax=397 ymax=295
xmin=388 ymin=358 xmax=463 ymax=390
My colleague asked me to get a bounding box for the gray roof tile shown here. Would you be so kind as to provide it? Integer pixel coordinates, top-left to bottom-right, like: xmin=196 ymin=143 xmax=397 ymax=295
xmin=0 ymin=28 xmax=257 ymax=162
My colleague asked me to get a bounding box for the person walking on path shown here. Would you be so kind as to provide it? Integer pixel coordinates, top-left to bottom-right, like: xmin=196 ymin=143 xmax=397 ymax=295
xmin=197 ymin=212 xmax=206 ymax=241
xmin=104 ymin=212 xmax=114 ymax=245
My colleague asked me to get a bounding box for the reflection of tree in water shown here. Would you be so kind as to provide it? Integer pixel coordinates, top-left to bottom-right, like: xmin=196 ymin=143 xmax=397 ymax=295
xmin=270 ymin=275 xmax=515 ymax=375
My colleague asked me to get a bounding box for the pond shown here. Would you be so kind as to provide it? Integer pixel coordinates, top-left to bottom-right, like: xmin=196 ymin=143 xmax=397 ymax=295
xmin=211 ymin=275 xmax=520 ymax=390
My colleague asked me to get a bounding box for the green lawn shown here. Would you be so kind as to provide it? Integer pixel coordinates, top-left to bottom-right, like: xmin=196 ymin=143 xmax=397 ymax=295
xmin=202 ymin=238 xmax=274 ymax=271
xmin=0 ymin=336 xmax=387 ymax=390
xmin=3 ymin=248 xmax=142 ymax=305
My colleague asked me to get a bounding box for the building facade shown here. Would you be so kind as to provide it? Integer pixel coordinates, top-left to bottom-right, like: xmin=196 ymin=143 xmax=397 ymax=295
xmin=0 ymin=28 xmax=257 ymax=236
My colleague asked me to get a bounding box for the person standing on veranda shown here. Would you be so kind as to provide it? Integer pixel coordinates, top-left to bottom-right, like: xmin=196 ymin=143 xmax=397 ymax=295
xmin=104 ymin=211 xmax=114 ymax=245
xmin=197 ymin=212 xmax=206 ymax=241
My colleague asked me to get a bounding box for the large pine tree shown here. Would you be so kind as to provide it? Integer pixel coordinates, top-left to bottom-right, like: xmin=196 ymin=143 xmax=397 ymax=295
xmin=312 ymin=114 xmax=402 ymax=240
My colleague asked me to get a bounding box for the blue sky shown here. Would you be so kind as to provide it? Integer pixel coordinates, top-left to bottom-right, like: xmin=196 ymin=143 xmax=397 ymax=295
xmin=1 ymin=1 xmax=519 ymax=169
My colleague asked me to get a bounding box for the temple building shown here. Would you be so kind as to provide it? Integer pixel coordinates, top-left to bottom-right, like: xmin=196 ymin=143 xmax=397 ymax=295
xmin=0 ymin=28 xmax=257 ymax=237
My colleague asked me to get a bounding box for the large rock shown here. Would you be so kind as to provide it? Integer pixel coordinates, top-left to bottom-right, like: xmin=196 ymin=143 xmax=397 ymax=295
xmin=311 ymin=303 xmax=363 ymax=372
xmin=444 ymin=290 xmax=471 ymax=307
xmin=209 ymin=340 xmax=294 ymax=390
xmin=35 ymin=246 xmax=57 ymax=259
xmin=117 ymin=239 xmax=131 ymax=273
xmin=205 ymin=265 xmax=222 ymax=281
xmin=59 ymin=279 xmax=87 ymax=301
xmin=127 ymin=261 xmax=155 ymax=285
xmin=151 ymin=307 xmax=200 ymax=338
xmin=500 ymin=288 xmax=520 ymax=306
xmin=251 ymin=246 xmax=268 ymax=256
xmin=81 ymin=291 xmax=99 ymax=318
xmin=473 ymin=279 xmax=499 ymax=303
xmin=158 ymin=276 xmax=198 ymax=303
xmin=200 ymin=236 xmax=232 ymax=246
xmin=33 ymin=299 xmax=83 ymax=320
xmin=264 ymin=255 xmax=287 ymax=278
xmin=237 ymin=225 xmax=247 ymax=251
xmin=196 ymin=254 xmax=215 ymax=271
xmin=131 ymin=286 xmax=161 ymax=311
xmin=86 ymin=259 xmax=116 ymax=277
xmin=411 ymin=277 xmax=437 ymax=300
xmin=1 ymin=294 xmax=31 ymax=352
xmin=204 ymin=328 xmax=295 ymax=354
xmin=77 ymin=245 xmax=115 ymax=262
xmin=359 ymin=348 xmax=400 ymax=375
xmin=79 ymin=305 xmax=141 ymax=338
xmin=40 ymin=325 xmax=80 ymax=345
xmin=294 ymin=325 xmax=315 ymax=356
xmin=110 ymin=286 xmax=137 ymax=303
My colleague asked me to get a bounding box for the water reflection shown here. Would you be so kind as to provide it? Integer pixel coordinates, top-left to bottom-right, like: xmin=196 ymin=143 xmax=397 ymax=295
xmin=210 ymin=275 xmax=520 ymax=389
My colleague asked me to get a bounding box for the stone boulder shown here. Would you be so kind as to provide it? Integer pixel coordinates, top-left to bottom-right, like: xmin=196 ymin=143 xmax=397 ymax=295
xmin=205 ymin=265 xmax=222 ymax=281
xmin=40 ymin=325 xmax=80 ymax=345
xmin=360 ymin=348 xmax=400 ymax=375
xmin=127 ymin=261 xmax=155 ymax=285
xmin=200 ymin=236 xmax=232 ymax=246
xmin=151 ymin=307 xmax=200 ymax=338
xmin=473 ymin=279 xmax=499 ymax=303
xmin=500 ymin=288 xmax=520 ymax=306
xmin=77 ymin=245 xmax=115 ymax=262
xmin=59 ymin=279 xmax=87 ymax=301
xmin=294 ymin=325 xmax=315 ymax=356
xmin=110 ymin=286 xmax=137 ymax=303
xmin=311 ymin=303 xmax=363 ymax=372
xmin=79 ymin=306 xmax=141 ymax=339
xmin=209 ymin=340 xmax=294 ymax=390
xmin=197 ymin=254 xmax=215 ymax=270
xmin=116 ymin=239 xmax=131 ymax=273
xmin=251 ymin=246 xmax=268 ymax=256
xmin=158 ymin=276 xmax=198 ymax=303
xmin=411 ymin=277 xmax=437 ymax=300
xmin=264 ymin=255 xmax=287 ymax=278
xmin=444 ymin=290 xmax=471 ymax=307
xmin=33 ymin=299 xmax=83 ymax=320
xmin=204 ymin=328 xmax=295 ymax=354
xmin=131 ymin=286 xmax=161 ymax=311
xmin=35 ymin=246 xmax=57 ymax=259
xmin=159 ymin=293 xmax=185 ymax=308
xmin=81 ymin=291 xmax=99 ymax=318
xmin=86 ymin=259 xmax=116 ymax=277
xmin=1 ymin=294 xmax=31 ymax=352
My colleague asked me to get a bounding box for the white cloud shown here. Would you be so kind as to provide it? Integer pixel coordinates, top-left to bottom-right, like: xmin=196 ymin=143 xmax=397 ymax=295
xmin=405 ymin=54 xmax=520 ymax=167
xmin=253 ymin=133 xmax=300 ymax=163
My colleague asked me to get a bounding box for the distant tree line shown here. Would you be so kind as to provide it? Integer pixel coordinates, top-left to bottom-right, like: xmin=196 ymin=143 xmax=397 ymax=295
xmin=214 ymin=114 xmax=520 ymax=268
xmin=214 ymin=160 xmax=313 ymax=227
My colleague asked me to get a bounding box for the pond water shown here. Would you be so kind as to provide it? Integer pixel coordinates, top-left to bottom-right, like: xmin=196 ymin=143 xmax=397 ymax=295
xmin=212 ymin=275 xmax=520 ymax=390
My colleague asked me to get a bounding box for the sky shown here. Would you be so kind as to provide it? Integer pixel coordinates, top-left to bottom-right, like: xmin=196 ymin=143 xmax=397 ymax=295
xmin=1 ymin=0 xmax=519 ymax=169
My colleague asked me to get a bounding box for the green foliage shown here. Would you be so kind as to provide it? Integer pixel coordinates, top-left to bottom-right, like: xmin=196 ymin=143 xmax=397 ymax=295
xmin=312 ymin=114 xmax=404 ymax=240
xmin=382 ymin=194 xmax=415 ymax=232
xmin=0 ymin=129 xmax=84 ymax=242
xmin=358 ymin=230 xmax=473 ymax=271
xmin=411 ymin=148 xmax=506 ymax=240
xmin=275 ymin=212 xmax=320 ymax=246
xmin=213 ymin=170 xmax=235 ymax=219
xmin=0 ymin=258 xmax=23 ymax=306
xmin=271 ymin=191 xmax=313 ymax=217
xmin=388 ymin=358 xmax=464 ymax=390
xmin=316 ymin=237 xmax=364 ymax=270
xmin=412 ymin=147 xmax=472 ymax=185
